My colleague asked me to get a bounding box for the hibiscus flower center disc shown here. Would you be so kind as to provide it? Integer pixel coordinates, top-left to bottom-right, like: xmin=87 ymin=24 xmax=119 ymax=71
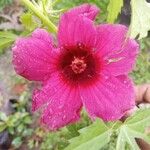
xmin=58 ymin=44 xmax=101 ymax=86
xmin=70 ymin=57 xmax=87 ymax=74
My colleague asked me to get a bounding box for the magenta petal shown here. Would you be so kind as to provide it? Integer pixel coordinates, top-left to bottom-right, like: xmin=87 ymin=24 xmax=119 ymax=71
xmin=32 ymin=72 xmax=65 ymax=111
xmin=58 ymin=4 xmax=99 ymax=46
xmin=58 ymin=14 xmax=96 ymax=47
xmin=32 ymin=72 xmax=82 ymax=130
xmin=32 ymin=28 xmax=53 ymax=45
xmin=96 ymin=24 xmax=139 ymax=75
xmin=96 ymin=24 xmax=128 ymax=56
xmin=105 ymin=39 xmax=139 ymax=75
xmin=80 ymin=75 xmax=135 ymax=121
xmin=65 ymin=3 xmax=100 ymax=20
xmin=12 ymin=31 xmax=56 ymax=81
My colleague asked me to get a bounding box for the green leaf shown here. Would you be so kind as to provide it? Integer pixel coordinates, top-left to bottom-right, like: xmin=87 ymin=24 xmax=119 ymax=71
xmin=17 ymin=124 xmax=25 ymax=133
xmin=28 ymin=140 xmax=34 ymax=149
xmin=130 ymin=0 xmax=150 ymax=39
xmin=107 ymin=0 xmax=123 ymax=23
xmin=65 ymin=119 xmax=112 ymax=150
xmin=0 ymin=112 xmax=8 ymax=121
xmin=21 ymin=0 xmax=57 ymax=33
xmin=0 ymin=122 xmax=7 ymax=132
xmin=0 ymin=31 xmax=17 ymax=39
xmin=117 ymin=126 xmax=150 ymax=150
xmin=22 ymin=129 xmax=33 ymax=136
xmin=0 ymin=39 xmax=14 ymax=49
xmin=125 ymin=108 xmax=150 ymax=133
xmin=106 ymin=120 xmax=123 ymax=129
xmin=67 ymin=124 xmax=80 ymax=137
xmin=0 ymin=31 xmax=17 ymax=53
xmin=116 ymin=109 xmax=150 ymax=150
xmin=12 ymin=137 xmax=22 ymax=148
xmin=20 ymin=13 xmax=38 ymax=31
xmin=117 ymin=126 xmax=140 ymax=150
xmin=8 ymin=127 xmax=15 ymax=134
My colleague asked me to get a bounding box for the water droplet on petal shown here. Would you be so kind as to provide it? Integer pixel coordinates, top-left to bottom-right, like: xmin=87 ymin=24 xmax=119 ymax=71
xmin=48 ymin=116 xmax=52 ymax=119
xmin=62 ymin=115 xmax=67 ymax=120
xmin=80 ymin=96 xmax=84 ymax=101
xmin=60 ymin=46 xmax=64 ymax=50
xmin=92 ymin=47 xmax=96 ymax=51
xmin=87 ymin=74 xmax=92 ymax=78
xmin=58 ymin=105 xmax=63 ymax=109
xmin=52 ymin=120 xmax=56 ymax=126
xmin=13 ymin=46 xmax=17 ymax=50
xmin=77 ymin=42 xmax=84 ymax=49
xmin=105 ymin=76 xmax=109 ymax=80
xmin=49 ymin=108 xmax=53 ymax=114
xmin=124 ymin=80 xmax=127 ymax=84
xmin=83 ymin=13 xmax=88 ymax=16
xmin=52 ymin=123 xmax=56 ymax=129
xmin=111 ymin=116 xmax=115 ymax=120
xmin=78 ymin=42 xmax=82 ymax=46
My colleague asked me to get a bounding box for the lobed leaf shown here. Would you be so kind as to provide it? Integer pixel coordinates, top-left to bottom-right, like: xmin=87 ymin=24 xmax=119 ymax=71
xmin=125 ymin=108 xmax=150 ymax=133
xmin=65 ymin=119 xmax=112 ymax=150
xmin=0 ymin=31 xmax=17 ymax=53
xmin=107 ymin=0 xmax=123 ymax=23
xmin=20 ymin=13 xmax=38 ymax=31
xmin=116 ymin=108 xmax=150 ymax=150
xmin=130 ymin=0 xmax=150 ymax=39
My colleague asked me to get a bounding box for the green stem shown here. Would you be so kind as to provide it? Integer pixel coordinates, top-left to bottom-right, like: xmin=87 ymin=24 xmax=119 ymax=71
xmin=21 ymin=0 xmax=57 ymax=33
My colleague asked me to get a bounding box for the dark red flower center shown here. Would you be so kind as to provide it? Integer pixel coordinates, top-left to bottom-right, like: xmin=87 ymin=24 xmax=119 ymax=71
xmin=57 ymin=44 xmax=101 ymax=87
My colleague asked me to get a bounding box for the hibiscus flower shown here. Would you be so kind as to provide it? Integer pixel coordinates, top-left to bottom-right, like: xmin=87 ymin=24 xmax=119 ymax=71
xmin=12 ymin=4 xmax=139 ymax=130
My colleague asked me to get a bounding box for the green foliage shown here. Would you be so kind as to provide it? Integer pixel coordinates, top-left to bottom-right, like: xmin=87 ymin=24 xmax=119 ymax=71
xmin=0 ymin=112 xmax=8 ymax=132
xmin=0 ymin=1 xmax=150 ymax=150
xmin=130 ymin=0 xmax=150 ymax=39
xmin=132 ymin=38 xmax=150 ymax=84
xmin=0 ymin=0 xmax=12 ymax=11
xmin=20 ymin=13 xmax=38 ymax=31
xmin=21 ymin=0 xmax=57 ymax=32
xmin=27 ymin=111 xmax=92 ymax=150
xmin=0 ymin=31 xmax=17 ymax=54
xmin=116 ymin=109 xmax=150 ymax=150
xmin=27 ymin=127 xmax=70 ymax=150
xmin=12 ymin=137 xmax=22 ymax=148
xmin=65 ymin=120 xmax=112 ymax=150
xmin=0 ymin=111 xmax=32 ymax=148
xmin=56 ymin=0 xmax=109 ymax=10
xmin=40 ymin=129 xmax=70 ymax=150
xmin=0 ymin=92 xmax=33 ymax=149
xmin=65 ymin=109 xmax=150 ymax=150
xmin=125 ymin=108 xmax=150 ymax=133
xmin=107 ymin=0 xmax=123 ymax=23
xmin=117 ymin=126 xmax=144 ymax=150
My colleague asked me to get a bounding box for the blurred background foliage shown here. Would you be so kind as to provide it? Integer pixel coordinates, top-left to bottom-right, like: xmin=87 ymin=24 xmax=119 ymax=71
xmin=0 ymin=0 xmax=13 ymax=11
xmin=0 ymin=0 xmax=150 ymax=150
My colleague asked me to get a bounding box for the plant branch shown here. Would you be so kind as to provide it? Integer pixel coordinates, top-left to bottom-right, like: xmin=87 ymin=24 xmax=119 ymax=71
xmin=21 ymin=0 xmax=57 ymax=33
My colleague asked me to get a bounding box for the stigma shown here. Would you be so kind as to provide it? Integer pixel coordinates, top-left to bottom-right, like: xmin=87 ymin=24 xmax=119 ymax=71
xmin=70 ymin=57 xmax=87 ymax=74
